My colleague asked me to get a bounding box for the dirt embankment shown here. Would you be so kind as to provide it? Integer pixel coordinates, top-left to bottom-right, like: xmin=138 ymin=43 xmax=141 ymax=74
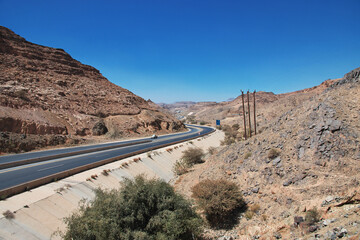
xmin=0 ymin=26 xmax=185 ymax=153
xmin=174 ymin=67 xmax=360 ymax=239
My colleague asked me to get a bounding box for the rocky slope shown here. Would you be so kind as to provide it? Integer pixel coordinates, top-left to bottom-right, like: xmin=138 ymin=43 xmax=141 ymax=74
xmin=174 ymin=67 xmax=360 ymax=239
xmin=167 ymin=78 xmax=338 ymax=130
xmin=0 ymin=26 xmax=184 ymax=153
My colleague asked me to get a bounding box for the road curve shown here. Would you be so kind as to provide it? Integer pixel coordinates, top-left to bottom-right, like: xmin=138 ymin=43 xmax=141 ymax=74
xmin=0 ymin=125 xmax=214 ymax=193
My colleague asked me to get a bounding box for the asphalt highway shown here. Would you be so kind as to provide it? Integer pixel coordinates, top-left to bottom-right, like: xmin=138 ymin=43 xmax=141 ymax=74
xmin=0 ymin=125 xmax=213 ymax=191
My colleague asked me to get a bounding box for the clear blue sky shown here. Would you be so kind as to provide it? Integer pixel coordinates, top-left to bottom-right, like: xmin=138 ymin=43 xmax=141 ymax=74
xmin=1 ymin=0 xmax=359 ymax=103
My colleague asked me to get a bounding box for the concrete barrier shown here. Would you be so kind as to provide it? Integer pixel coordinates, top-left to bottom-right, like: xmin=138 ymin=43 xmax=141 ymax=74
xmin=0 ymin=139 xmax=151 ymax=170
xmin=0 ymin=128 xmax=215 ymax=198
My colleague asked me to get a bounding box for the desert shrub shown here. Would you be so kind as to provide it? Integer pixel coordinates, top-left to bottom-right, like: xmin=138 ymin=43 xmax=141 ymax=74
xmin=250 ymin=204 xmax=260 ymax=213
xmin=221 ymin=135 xmax=236 ymax=146
xmin=207 ymin=146 xmax=217 ymax=155
xmin=94 ymin=111 xmax=107 ymax=118
xmin=181 ymin=147 xmax=204 ymax=166
xmin=221 ymin=124 xmax=242 ymax=144
xmin=147 ymin=152 xmax=152 ymax=159
xmin=107 ymin=129 xmax=123 ymax=139
xmin=191 ymin=179 xmax=245 ymax=227
xmin=62 ymin=175 xmax=203 ymax=240
xmin=232 ymin=124 xmax=240 ymax=130
xmin=244 ymin=152 xmax=252 ymax=159
xmin=305 ymin=207 xmax=320 ymax=226
xmin=3 ymin=210 xmax=15 ymax=219
xmin=244 ymin=210 xmax=254 ymax=220
xmin=173 ymin=160 xmax=189 ymax=176
xmin=199 ymin=121 xmax=206 ymax=125
xmin=101 ymin=169 xmax=109 ymax=176
xmin=268 ymin=148 xmax=280 ymax=159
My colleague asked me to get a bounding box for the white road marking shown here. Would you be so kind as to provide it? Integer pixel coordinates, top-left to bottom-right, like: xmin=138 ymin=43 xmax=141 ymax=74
xmin=37 ymin=164 xmax=64 ymax=172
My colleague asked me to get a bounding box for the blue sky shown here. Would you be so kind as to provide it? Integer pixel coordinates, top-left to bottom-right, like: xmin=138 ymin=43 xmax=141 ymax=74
xmin=1 ymin=0 xmax=359 ymax=103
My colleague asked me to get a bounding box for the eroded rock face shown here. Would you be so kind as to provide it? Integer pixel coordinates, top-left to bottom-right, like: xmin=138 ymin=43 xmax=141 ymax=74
xmin=0 ymin=26 xmax=185 ymax=153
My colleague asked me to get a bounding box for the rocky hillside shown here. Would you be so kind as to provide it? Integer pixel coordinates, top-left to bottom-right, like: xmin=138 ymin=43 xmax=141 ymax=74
xmin=170 ymin=78 xmax=338 ymax=129
xmin=0 ymin=26 xmax=184 ymax=153
xmin=174 ymin=67 xmax=360 ymax=239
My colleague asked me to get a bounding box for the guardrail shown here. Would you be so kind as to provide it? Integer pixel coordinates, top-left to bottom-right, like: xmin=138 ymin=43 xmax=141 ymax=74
xmin=0 ymin=127 xmax=215 ymax=199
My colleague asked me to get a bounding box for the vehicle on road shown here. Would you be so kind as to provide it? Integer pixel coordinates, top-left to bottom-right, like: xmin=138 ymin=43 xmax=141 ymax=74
xmin=151 ymin=134 xmax=158 ymax=139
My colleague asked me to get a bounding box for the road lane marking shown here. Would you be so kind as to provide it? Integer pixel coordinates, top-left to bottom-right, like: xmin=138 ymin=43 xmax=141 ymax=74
xmin=37 ymin=164 xmax=64 ymax=172
xmin=0 ymin=126 xmax=205 ymax=175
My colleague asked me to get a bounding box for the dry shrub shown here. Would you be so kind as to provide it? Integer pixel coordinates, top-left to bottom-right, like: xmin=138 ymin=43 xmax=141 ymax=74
xmin=208 ymin=146 xmax=217 ymax=155
xmin=172 ymin=160 xmax=188 ymax=176
xmin=250 ymin=203 xmax=260 ymax=213
xmin=244 ymin=152 xmax=252 ymax=159
xmin=268 ymin=148 xmax=280 ymax=159
xmin=102 ymin=169 xmax=110 ymax=176
xmin=244 ymin=210 xmax=254 ymax=220
xmin=133 ymin=157 xmax=141 ymax=162
xmin=3 ymin=210 xmax=14 ymax=219
xmin=191 ymin=179 xmax=246 ymax=228
xmin=305 ymin=207 xmax=320 ymax=226
xmin=221 ymin=136 xmax=236 ymax=146
xmin=181 ymin=147 xmax=204 ymax=166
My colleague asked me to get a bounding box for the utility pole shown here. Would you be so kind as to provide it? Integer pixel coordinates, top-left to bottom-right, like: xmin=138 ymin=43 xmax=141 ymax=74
xmin=253 ymin=90 xmax=257 ymax=135
xmin=247 ymin=90 xmax=252 ymax=137
xmin=241 ymin=90 xmax=247 ymax=140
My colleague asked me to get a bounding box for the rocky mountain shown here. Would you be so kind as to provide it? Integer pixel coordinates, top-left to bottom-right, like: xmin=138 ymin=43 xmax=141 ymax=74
xmin=0 ymin=26 xmax=184 ymax=153
xmin=174 ymin=67 xmax=360 ymax=239
xmin=169 ymin=78 xmax=339 ymax=129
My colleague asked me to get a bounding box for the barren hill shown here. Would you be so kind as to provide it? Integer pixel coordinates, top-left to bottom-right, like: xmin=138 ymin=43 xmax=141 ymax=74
xmin=175 ymin=67 xmax=360 ymax=239
xmin=0 ymin=26 xmax=184 ymax=153
xmin=170 ymin=78 xmax=339 ymax=129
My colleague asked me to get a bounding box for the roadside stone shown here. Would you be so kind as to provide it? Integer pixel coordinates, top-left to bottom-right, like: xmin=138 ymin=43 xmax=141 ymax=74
xmin=328 ymin=119 xmax=341 ymax=132
xmin=294 ymin=216 xmax=304 ymax=226
xmin=283 ymin=179 xmax=292 ymax=186
xmin=322 ymin=219 xmax=336 ymax=227
xmin=308 ymin=225 xmax=319 ymax=233
xmin=273 ymin=232 xmax=282 ymax=239
xmin=252 ymin=187 xmax=259 ymax=193
xmin=272 ymin=156 xmax=281 ymax=166
xmin=322 ymin=196 xmax=335 ymax=206
xmin=225 ymin=153 xmax=238 ymax=163
xmin=218 ymin=236 xmax=234 ymax=240
xmin=280 ymin=211 xmax=290 ymax=219
xmin=338 ymin=228 xmax=348 ymax=238
xmin=298 ymin=147 xmax=305 ymax=159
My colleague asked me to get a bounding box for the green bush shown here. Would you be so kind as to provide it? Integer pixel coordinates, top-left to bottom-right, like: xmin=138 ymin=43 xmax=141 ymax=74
xmin=191 ymin=179 xmax=245 ymax=227
xmin=61 ymin=176 xmax=203 ymax=240
xmin=181 ymin=147 xmax=204 ymax=166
